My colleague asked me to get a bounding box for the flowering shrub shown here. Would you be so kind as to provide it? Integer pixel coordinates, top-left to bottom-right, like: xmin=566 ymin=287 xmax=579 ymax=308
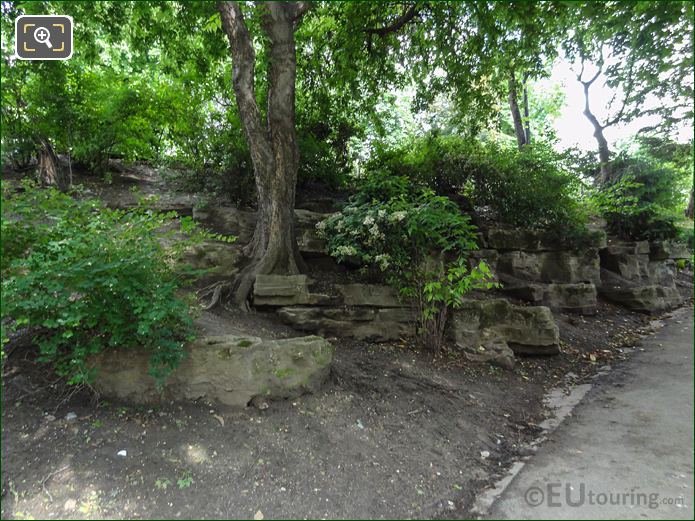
xmin=318 ymin=171 xmax=496 ymax=351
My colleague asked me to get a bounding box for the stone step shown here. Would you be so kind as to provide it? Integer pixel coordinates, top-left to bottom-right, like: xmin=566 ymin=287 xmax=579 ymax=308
xmin=277 ymin=306 xmax=415 ymax=342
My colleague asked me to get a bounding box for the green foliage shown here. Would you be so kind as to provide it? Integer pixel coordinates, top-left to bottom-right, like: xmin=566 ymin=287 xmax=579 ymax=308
xmin=177 ymin=472 xmax=194 ymax=489
xmin=155 ymin=478 xmax=172 ymax=491
xmin=318 ymin=171 xmax=496 ymax=351
xmin=1 ymin=182 xmax=231 ymax=385
xmin=370 ymin=135 xmax=591 ymax=246
xmin=590 ymin=152 xmax=688 ymax=241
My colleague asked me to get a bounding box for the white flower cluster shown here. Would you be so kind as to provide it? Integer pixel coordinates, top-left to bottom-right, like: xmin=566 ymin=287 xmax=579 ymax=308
xmin=369 ymin=224 xmax=385 ymax=241
xmin=335 ymin=245 xmax=357 ymax=257
xmin=389 ymin=210 xmax=407 ymax=223
xmin=363 ymin=215 xmax=375 ymax=226
xmin=375 ymin=253 xmax=391 ymax=270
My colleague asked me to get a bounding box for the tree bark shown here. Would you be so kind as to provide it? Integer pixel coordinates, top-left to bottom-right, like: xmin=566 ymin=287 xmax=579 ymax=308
xmin=581 ymin=80 xmax=612 ymax=184
xmin=508 ymin=70 xmax=527 ymax=150
xmin=577 ymin=57 xmax=613 ymax=185
xmin=686 ymin=189 xmax=694 ymax=220
xmin=218 ymin=1 xmax=308 ymax=308
xmin=36 ymin=137 xmax=70 ymax=192
xmin=522 ymin=73 xmax=531 ymax=145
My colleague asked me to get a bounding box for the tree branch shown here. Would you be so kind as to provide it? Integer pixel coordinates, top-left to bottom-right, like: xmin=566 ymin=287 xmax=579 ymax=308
xmin=218 ymin=2 xmax=273 ymax=166
xmin=365 ymin=3 xmax=420 ymax=36
xmin=294 ymin=1 xmax=312 ymax=20
xmin=603 ymin=54 xmax=636 ymax=129
xmin=577 ymin=47 xmax=604 ymax=87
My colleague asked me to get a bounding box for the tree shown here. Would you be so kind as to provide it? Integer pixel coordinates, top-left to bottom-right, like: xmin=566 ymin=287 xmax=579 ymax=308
xmin=507 ymin=70 xmax=528 ymax=149
xmin=566 ymin=1 xmax=693 ymax=184
xmin=218 ymin=1 xmax=311 ymax=307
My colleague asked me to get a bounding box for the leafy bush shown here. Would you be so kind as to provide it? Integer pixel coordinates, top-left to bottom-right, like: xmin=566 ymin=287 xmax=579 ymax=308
xmin=163 ymin=125 xmax=352 ymax=209
xmin=1 ymin=182 xmax=231 ymax=385
xmin=369 ymin=135 xmax=591 ymax=246
xmin=318 ymin=171 xmax=496 ymax=351
xmin=591 ymin=154 xmax=686 ymax=241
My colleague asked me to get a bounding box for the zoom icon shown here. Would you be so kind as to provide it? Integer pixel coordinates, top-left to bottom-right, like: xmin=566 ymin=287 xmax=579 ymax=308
xmin=16 ymin=15 xmax=73 ymax=60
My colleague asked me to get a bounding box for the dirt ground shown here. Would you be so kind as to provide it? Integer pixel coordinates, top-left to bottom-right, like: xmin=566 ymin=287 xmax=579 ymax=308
xmin=2 ymin=294 xmax=690 ymax=520
xmin=2 ymin=167 xmax=692 ymax=519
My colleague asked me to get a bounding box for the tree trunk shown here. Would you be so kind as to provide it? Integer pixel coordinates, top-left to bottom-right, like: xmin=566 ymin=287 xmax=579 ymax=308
xmin=522 ymin=73 xmax=531 ymax=145
xmin=219 ymin=1 xmax=308 ymax=308
xmin=581 ymin=81 xmax=612 ymax=184
xmin=686 ymin=189 xmax=694 ymax=220
xmin=37 ymin=137 xmax=70 ymax=192
xmin=508 ymin=70 xmax=527 ymax=150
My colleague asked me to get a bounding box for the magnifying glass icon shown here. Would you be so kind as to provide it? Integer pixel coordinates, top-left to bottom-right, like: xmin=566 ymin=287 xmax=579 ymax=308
xmin=34 ymin=26 xmax=53 ymax=49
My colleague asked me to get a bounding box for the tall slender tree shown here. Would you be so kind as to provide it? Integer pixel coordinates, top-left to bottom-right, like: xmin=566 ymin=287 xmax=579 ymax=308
xmin=218 ymin=1 xmax=311 ymax=307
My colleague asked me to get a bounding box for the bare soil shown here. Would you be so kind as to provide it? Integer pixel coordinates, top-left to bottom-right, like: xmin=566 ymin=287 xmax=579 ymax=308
xmin=2 ymin=167 xmax=692 ymax=519
xmin=3 ymin=295 xmax=689 ymax=519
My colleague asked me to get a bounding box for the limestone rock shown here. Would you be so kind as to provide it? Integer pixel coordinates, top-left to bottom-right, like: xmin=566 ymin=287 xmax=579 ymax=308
xmin=277 ymin=306 xmax=415 ymax=341
xmin=90 ymin=335 xmax=333 ymax=407
xmin=469 ymin=249 xmax=500 ymax=275
xmin=451 ymin=299 xmax=560 ymax=356
xmin=543 ymin=283 xmax=597 ymax=314
xmin=192 ymin=206 xmax=256 ymax=243
xmin=649 ymin=240 xmax=690 ymax=261
xmin=485 ymin=228 xmax=556 ymax=252
xmin=486 ymin=228 xmax=606 ymax=252
xmin=600 ymin=243 xmax=651 ymax=282
xmin=501 ymin=280 xmax=597 ymax=314
xmin=497 ymin=250 xmax=600 ymax=284
xmin=183 ymin=241 xmax=241 ymax=282
xmin=295 ymin=209 xmax=333 ymax=255
xmin=648 ymin=260 xmax=677 ymax=287
xmin=461 ymin=332 xmax=515 ymax=370
xmin=599 ymin=285 xmax=683 ymax=314
xmin=337 ymin=284 xmax=407 ymax=307
xmin=192 ymin=206 xmax=333 ymax=255
xmin=253 ymin=274 xmax=332 ymax=306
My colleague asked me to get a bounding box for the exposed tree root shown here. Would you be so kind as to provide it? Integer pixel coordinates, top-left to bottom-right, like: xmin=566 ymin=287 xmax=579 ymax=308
xmin=197 ymin=281 xmax=233 ymax=310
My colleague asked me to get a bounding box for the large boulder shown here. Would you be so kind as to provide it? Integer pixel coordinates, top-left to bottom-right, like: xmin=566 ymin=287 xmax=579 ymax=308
xmin=277 ymin=306 xmax=415 ymax=341
xmin=90 ymin=335 xmax=333 ymax=407
xmin=497 ymin=250 xmax=600 ymax=284
xmin=501 ymin=279 xmax=597 ymax=315
xmin=451 ymin=299 xmax=560 ymax=356
xmin=599 ymin=285 xmax=683 ymax=314
xmin=600 ymin=242 xmax=651 ymax=282
xmin=649 ymin=240 xmax=691 ymax=261
xmin=648 ymin=260 xmax=678 ymax=287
